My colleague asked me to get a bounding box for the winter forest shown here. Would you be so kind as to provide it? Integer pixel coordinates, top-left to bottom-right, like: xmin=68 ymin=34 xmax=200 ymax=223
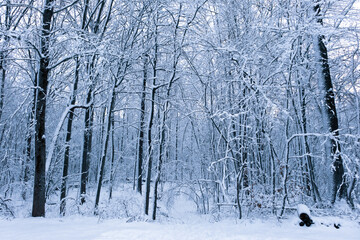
xmin=1 ymin=0 xmax=360 ymax=231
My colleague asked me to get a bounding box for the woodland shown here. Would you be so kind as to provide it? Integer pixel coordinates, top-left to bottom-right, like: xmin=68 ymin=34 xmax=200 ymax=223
xmin=0 ymin=0 xmax=359 ymax=221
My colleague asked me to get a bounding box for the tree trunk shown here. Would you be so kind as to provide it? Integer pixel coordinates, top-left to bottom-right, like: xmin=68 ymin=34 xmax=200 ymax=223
xmin=23 ymin=85 xmax=36 ymax=200
xmin=94 ymin=84 xmax=116 ymax=214
xmin=152 ymin=109 xmax=166 ymax=220
xmin=32 ymin=0 xmax=54 ymax=217
xmin=144 ymin=78 xmax=156 ymax=215
xmin=152 ymin=20 xmax=180 ymax=218
xmin=0 ymin=0 xmax=10 ymax=123
xmin=80 ymin=75 xmax=96 ymax=203
xmin=299 ymin=86 xmax=322 ymax=203
xmin=60 ymin=59 xmax=80 ymax=216
xmin=79 ymin=0 xmax=110 ymax=204
xmin=145 ymin=23 xmax=158 ymax=216
xmin=174 ymin=114 xmax=179 ymax=181
xmin=0 ymin=54 xmax=5 ymax=122
xmin=313 ymin=3 xmax=346 ymax=203
xmin=136 ymin=57 xmax=148 ymax=194
xmin=280 ymin=85 xmax=291 ymax=217
xmin=109 ymin=110 xmax=115 ymax=200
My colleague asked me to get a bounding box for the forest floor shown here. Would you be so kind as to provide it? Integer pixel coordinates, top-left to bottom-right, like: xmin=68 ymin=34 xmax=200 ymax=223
xmin=1 ymin=213 xmax=359 ymax=240
xmin=0 ymin=193 xmax=359 ymax=240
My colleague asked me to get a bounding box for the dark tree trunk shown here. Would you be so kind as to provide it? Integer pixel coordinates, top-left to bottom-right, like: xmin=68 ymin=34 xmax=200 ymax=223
xmin=145 ymin=24 xmax=158 ymax=215
xmin=144 ymin=76 xmax=156 ymax=215
xmin=152 ymin=71 xmax=177 ymax=220
xmin=0 ymin=1 xmax=10 ymax=123
xmin=32 ymin=0 xmax=54 ymax=217
xmin=137 ymin=58 xmax=148 ymax=194
xmin=152 ymin=110 xmax=166 ymax=220
xmin=60 ymin=59 xmax=80 ymax=216
xmin=0 ymin=57 xmax=5 ymax=122
xmin=0 ymin=0 xmax=11 ymax=141
xmin=152 ymin=14 xmax=181 ymax=218
xmin=318 ymin=35 xmax=346 ymax=202
xmin=23 ymin=88 xmax=36 ymax=200
xmin=94 ymin=85 xmax=116 ymax=213
xmin=80 ymin=88 xmax=93 ymax=204
xmin=174 ymin=114 xmax=179 ymax=181
xmin=314 ymin=3 xmax=347 ymax=203
xmin=79 ymin=0 xmax=109 ymax=204
xmin=109 ymin=111 xmax=115 ymax=200
xmin=300 ymin=87 xmax=322 ymax=203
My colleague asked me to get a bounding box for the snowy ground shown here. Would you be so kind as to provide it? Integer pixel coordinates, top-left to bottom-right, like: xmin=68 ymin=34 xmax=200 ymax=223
xmin=1 ymin=196 xmax=359 ymax=240
xmin=1 ymin=215 xmax=360 ymax=240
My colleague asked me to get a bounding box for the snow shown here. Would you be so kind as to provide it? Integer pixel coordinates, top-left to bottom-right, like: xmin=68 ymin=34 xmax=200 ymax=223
xmin=1 ymin=196 xmax=359 ymax=240
xmin=0 ymin=215 xmax=359 ymax=240
xmin=297 ymin=204 xmax=311 ymax=216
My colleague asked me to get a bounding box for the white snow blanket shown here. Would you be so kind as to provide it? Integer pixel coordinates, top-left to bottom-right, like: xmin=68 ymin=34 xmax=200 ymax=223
xmin=0 ymin=216 xmax=359 ymax=240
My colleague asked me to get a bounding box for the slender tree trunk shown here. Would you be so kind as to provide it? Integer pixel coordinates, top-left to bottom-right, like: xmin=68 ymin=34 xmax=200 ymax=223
xmin=299 ymin=86 xmax=322 ymax=203
xmin=0 ymin=56 xmax=5 ymax=122
xmin=79 ymin=58 xmax=99 ymax=202
xmin=137 ymin=57 xmax=148 ymax=194
xmin=77 ymin=0 xmax=89 ymax=204
xmin=60 ymin=59 xmax=80 ymax=216
xmin=23 ymin=113 xmax=32 ymax=200
xmin=0 ymin=1 xmax=10 ymax=123
xmin=80 ymin=88 xmax=93 ymax=204
xmin=145 ymin=23 xmax=158 ymax=215
xmin=32 ymin=0 xmax=54 ymax=217
xmin=152 ymin=29 xmax=180 ymax=219
xmin=0 ymin=1 xmax=11 ymax=146
xmin=109 ymin=111 xmax=115 ymax=200
xmin=23 ymin=83 xmax=36 ymax=200
xmin=280 ymin=84 xmax=291 ymax=217
xmin=270 ymin=142 xmax=277 ymax=214
xmin=236 ymin=170 xmax=243 ymax=219
xmin=79 ymin=0 xmax=108 ymax=204
xmin=94 ymin=84 xmax=116 ymax=214
xmin=144 ymin=78 xmax=156 ymax=215
xmin=174 ymin=114 xmax=179 ymax=181
xmin=151 ymin=10 xmax=184 ymax=217
xmin=152 ymin=109 xmax=167 ymax=220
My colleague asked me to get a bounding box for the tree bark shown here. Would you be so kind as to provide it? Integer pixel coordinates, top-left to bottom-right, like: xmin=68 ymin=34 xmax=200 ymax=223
xmin=136 ymin=57 xmax=148 ymax=194
xmin=299 ymin=86 xmax=322 ymax=203
xmin=94 ymin=84 xmax=116 ymax=214
xmin=144 ymin=22 xmax=158 ymax=216
xmin=79 ymin=0 xmax=109 ymax=204
xmin=23 ymin=87 xmax=36 ymax=200
xmin=152 ymin=107 xmax=167 ymax=220
xmin=313 ymin=3 xmax=347 ymax=203
xmin=0 ymin=0 xmax=10 ymax=123
xmin=32 ymin=0 xmax=54 ymax=217
xmin=60 ymin=59 xmax=80 ymax=216
xmin=144 ymin=71 xmax=156 ymax=215
xmin=109 ymin=111 xmax=115 ymax=200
